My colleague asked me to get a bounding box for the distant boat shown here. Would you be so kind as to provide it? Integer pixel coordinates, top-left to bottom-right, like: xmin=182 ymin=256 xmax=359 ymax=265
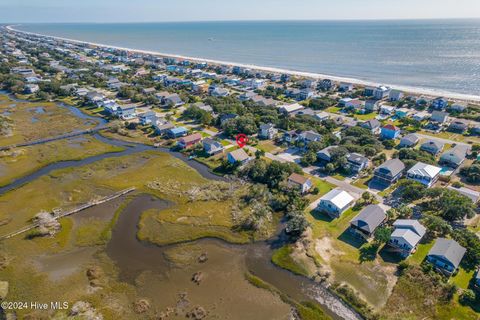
xmin=208 ymin=38 xmax=214 ymax=41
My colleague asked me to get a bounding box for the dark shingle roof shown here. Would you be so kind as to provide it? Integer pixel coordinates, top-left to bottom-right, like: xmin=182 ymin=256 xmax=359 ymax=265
xmin=350 ymin=205 xmax=386 ymax=233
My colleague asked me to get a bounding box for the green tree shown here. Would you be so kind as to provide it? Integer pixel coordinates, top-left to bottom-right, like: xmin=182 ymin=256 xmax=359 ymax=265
xmin=374 ymin=227 xmax=392 ymax=244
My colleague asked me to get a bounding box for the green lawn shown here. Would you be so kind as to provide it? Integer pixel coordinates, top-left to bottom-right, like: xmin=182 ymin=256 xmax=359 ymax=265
xmin=452 ymin=268 xmax=475 ymax=289
xmin=409 ymin=241 xmax=434 ymax=265
xmin=331 ymin=173 xmax=347 ymax=181
xmin=351 ymin=176 xmax=371 ymax=190
xmin=257 ymin=140 xmax=280 ymax=153
xmin=325 ymin=106 xmax=342 ymax=113
xmin=354 ymin=113 xmax=377 ymax=121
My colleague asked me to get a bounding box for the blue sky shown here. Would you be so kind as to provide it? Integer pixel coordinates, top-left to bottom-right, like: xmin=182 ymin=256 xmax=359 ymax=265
xmin=2 ymin=0 xmax=480 ymax=23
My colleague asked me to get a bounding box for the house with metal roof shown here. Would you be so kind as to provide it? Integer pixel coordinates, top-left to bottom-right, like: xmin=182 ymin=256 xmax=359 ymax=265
xmin=426 ymin=238 xmax=466 ymax=276
xmin=389 ymin=219 xmax=426 ymax=257
xmin=406 ymin=162 xmax=442 ymax=188
xmin=361 ymin=119 xmax=381 ymax=135
xmin=166 ymin=126 xmax=188 ymax=139
xmin=446 ymin=186 xmax=480 ymax=204
xmin=317 ymin=188 xmax=355 ymax=219
xmin=373 ymin=159 xmax=405 ymax=186
xmin=349 ymin=205 xmax=386 ymax=239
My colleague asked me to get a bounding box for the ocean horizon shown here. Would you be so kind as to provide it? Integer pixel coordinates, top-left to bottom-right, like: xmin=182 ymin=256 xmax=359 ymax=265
xmin=15 ymin=19 xmax=480 ymax=97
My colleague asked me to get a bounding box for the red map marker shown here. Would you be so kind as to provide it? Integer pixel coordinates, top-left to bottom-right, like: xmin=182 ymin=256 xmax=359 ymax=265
xmin=236 ymin=134 xmax=248 ymax=148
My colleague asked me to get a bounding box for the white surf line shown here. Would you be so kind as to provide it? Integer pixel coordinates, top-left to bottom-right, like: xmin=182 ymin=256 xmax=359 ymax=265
xmin=6 ymin=24 xmax=480 ymax=103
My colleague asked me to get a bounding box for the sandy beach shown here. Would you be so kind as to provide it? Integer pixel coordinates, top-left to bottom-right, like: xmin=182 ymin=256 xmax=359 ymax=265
xmin=6 ymin=24 xmax=480 ymax=103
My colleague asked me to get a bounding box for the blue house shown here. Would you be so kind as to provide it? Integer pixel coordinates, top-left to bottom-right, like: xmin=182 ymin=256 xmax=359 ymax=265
xmin=167 ymin=127 xmax=188 ymax=139
xmin=381 ymin=124 xmax=401 ymax=140
xmin=431 ymin=97 xmax=449 ymax=110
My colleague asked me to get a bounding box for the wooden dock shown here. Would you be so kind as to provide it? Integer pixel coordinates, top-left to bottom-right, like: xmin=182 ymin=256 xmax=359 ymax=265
xmin=0 ymin=187 xmax=135 ymax=240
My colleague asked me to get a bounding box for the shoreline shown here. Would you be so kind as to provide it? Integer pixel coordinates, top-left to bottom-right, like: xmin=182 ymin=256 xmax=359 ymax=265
xmin=6 ymin=24 xmax=480 ymax=103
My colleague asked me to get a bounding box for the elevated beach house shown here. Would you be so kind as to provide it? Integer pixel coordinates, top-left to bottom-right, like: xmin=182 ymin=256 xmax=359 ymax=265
xmin=177 ymin=133 xmax=202 ymax=149
xmin=138 ymin=111 xmax=157 ymax=125
xmin=380 ymin=124 xmax=401 ymax=140
xmin=406 ymin=162 xmax=442 ymax=188
xmin=349 ymin=204 xmax=386 ymax=239
xmin=227 ymin=149 xmax=251 ymax=165
xmin=427 ymin=238 xmax=466 ymax=276
xmin=439 ymin=145 xmax=468 ymax=168
xmin=373 ymin=158 xmax=405 ymax=186
xmin=389 ymin=219 xmax=426 ymax=257
xmin=202 ymin=138 xmax=224 ymax=156
xmin=399 ymin=133 xmax=420 ymax=148
xmin=167 ymin=127 xmax=188 ymax=139
xmin=259 ymin=123 xmax=278 ymax=140
xmin=420 ymin=140 xmax=444 ymax=156
xmin=361 ymin=119 xmax=381 ymax=135
xmin=317 ymin=188 xmax=355 ymax=219
xmin=347 ymin=153 xmax=370 ymax=173
xmin=287 ymin=173 xmax=313 ymax=194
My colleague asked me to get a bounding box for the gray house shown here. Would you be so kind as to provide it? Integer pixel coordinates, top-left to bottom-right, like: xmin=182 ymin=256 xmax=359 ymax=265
xmin=389 ymin=219 xmax=426 ymax=257
xmin=349 ymin=205 xmax=386 ymax=239
xmin=259 ymin=123 xmax=278 ymax=140
xmin=361 ymin=119 xmax=381 ymax=134
xmin=202 ymin=138 xmax=224 ymax=155
xmin=439 ymin=145 xmax=467 ymax=168
xmin=399 ymin=133 xmax=419 ymax=148
xmin=420 ymin=140 xmax=445 ymax=155
xmin=317 ymin=146 xmax=340 ymax=163
xmin=347 ymin=153 xmax=369 ymax=173
xmin=427 ymin=238 xmax=466 ymax=276
xmin=448 ymin=119 xmax=470 ymax=133
xmin=430 ymin=111 xmax=449 ymax=124
xmin=373 ymin=159 xmax=405 ymax=186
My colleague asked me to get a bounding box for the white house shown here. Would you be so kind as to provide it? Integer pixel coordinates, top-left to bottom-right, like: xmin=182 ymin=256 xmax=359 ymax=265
xmin=406 ymin=162 xmax=442 ymax=188
xmin=279 ymin=103 xmax=304 ymax=115
xmin=317 ymin=188 xmax=355 ymax=219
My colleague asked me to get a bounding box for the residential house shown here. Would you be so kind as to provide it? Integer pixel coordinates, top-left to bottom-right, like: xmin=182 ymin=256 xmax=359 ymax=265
xmin=287 ymin=173 xmax=313 ymax=194
xmin=427 ymin=238 xmax=466 ymax=276
xmin=431 ymin=97 xmax=449 ymax=110
xmin=238 ymin=91 xmax=257 ymax=102
xmin=389 ymin=89 xmax=404 ymax=102
xmin=220 ymin=113 xmax=238 ymax=125
xmin=447 ymin=186 xmax=480 ymax=204
xmin=283 ymin=130 xmax=300 ymax=144
xmin=339 ymin=82 xmax=354 ymax=92
xmin=413 ymin=111 xmax=430 ymax=122
xmin=364 ymin=86 xmax=375 ymax=97
xmin=420 ymin=140 xmax=444 ymax=155
xmin=279 ymin=103 xmax=304 ymax=115
xmin=192 ymin=102 xmax=213 ymax=113
xmin=365 ymin=100 xmax=380 ymax=113
xmin=349 ymin=205 xmax=387 ymax=239
xmin=142 ymin=88 xmax=156 ymax=95
xmin=251 ymin=95 xmax=277 ymax=107
xmin=361 ymin=119 xmax=381 ymax=135
xmin=154 ymin=122 xmax=175 ymax=135
xmin=259 ymin=123 xmax=278 ymax=140
xmin=138 ymin=111 xmax=157 ymax=125
xmin=166 ymin=127 xmax=188 ymax=139
xmin=317 ymin=188 xmax=355 ymax=219
xmin=292 ymin=108 xmax=316 ymax=117
xmin=227 ymin=149 xmax=251 ymax=165
xmin=210 ymin=86 xmax=229 ymax=97
xmin=450 ymin=103 xmax=467 ymax=113
xmin=395 ymin=108 xmax=411 ymax=119
xmin=345 ymin=99 xmax=365 ymax=112
xmin=339 ymin=98 xmax=353 ymax=107
xmin=24 ymin=84 xmax=39 ymax=94
xmin=163 ymin=93 xmax=184 ymax=107
xmin=430 ymin=111 xmax=449 ymax=124
xmin=347 ymin=153 xmax=370 ymax=173
xmin=319 ymin=79 xmax=334 ymax=91
xmin=406 ymin=162 xmax=442 ymax=188
xmin=381 ymin=124 xmax=401 ymax=140
xmin=177 ymin=133 xmax=202 ymax=149
xmin=299 ymin=131 xmax=322 ymax=145
xmin=399 ymin=133 xmax=420 ymax=148
xmin=317 ymin=146 xmax=339 ymax=163
xmin=380 ymin=104 xmax=395 ymax=115
xmin=439 ymin=145 xmax=468 ymax=168
xmin=116 ymin=104 xmax=137 ymax=120
xmin=315 ymin=111 xmax=330 ymax=122
xmin=448 ymin=119 xmax=469 ymax=133
xmin=374 ymin=86 xmax=390 ymax=100
xmin=373 ymin=159 xmax=405 ymax=185
xmin=389 ymin=219 xmax=426 ymax=257
xmin=202 ymin=138 xmax=224 ymax=156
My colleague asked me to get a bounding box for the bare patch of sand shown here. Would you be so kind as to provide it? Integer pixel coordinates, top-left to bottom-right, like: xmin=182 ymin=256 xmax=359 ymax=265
xmin=315 ymin=237 xmax=344 ymax=263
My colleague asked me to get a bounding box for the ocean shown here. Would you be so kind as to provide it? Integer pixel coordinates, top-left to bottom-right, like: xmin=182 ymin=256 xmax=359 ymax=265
xmin=16 ymin=20 xmax=480 ymax=96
